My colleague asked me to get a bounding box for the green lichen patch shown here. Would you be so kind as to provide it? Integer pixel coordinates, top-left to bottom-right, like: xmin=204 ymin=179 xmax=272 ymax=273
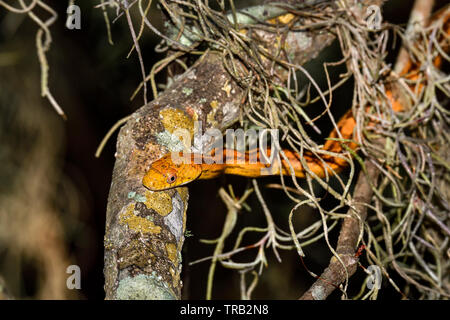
xmin=115 ymin=274 xmax=175 ymax=300
xmin=128 ymin=191 xmax=147 ymax=203
xmin=155 ymin=130 xmax=186 ymax=152
xmin=182 ymin=87 xmax=193 ymax=96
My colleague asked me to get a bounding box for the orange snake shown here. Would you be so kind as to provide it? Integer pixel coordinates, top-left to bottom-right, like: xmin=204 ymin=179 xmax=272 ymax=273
xmin=143 ymin=8 xmax=449 ymax=192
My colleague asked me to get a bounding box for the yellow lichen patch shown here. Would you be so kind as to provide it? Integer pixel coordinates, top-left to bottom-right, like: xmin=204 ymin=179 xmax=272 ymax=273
xmin=268 ymin=13 xmax=295 ymax=25
xmin=144 ymin=190 xmax=173 ymax=216
xmin=177 ymin=187 xmax=189 ymax=204
xmin=210 ymin=100 xmax=218 ymax=110
xmin=160 ymin=108 xmax=194 ymax=140
xmin=169 ymin=267 xmax=180 ymax=289
xmin=221 ymin=81 xmax=232 ymax=97
xmin=166 ymin=242 xmax=178 ymax=266
xmin=119 ymin=203 xmax=161 ymax=234
xmin=207 ymin=100 xmax=219 ymax=127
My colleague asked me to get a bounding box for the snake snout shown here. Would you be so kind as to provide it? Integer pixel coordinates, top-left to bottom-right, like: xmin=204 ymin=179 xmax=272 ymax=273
xmin=142 ymin=167 xmax=167 ymax=191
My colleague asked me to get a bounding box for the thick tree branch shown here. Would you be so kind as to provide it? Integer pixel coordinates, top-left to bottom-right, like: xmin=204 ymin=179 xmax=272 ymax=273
xmin=300 ymin=161 xmax=380 ymax=300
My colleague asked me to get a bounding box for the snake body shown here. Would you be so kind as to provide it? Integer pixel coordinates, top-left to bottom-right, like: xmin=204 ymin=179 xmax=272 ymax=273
xmin=142 ymin=109 xmax=359 ymax=191
xmin=142 ymin=8 xmax=449 ymax=192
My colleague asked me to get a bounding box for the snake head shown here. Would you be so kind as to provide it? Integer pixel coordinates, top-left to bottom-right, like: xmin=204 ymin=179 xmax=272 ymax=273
xmin=142 ymin=152 xmax=202 ymax=191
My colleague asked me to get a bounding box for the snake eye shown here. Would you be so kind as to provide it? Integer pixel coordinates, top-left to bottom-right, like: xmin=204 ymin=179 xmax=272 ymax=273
xmin=166 ymin=173 xmax=177 ymax=184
